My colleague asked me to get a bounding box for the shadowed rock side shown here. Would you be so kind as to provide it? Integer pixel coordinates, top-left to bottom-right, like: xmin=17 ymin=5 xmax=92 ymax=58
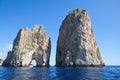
xmin=56 ymin=9 xmax=105 ymax=66
xmin=2 ymin=25 xmax=51 ymax=67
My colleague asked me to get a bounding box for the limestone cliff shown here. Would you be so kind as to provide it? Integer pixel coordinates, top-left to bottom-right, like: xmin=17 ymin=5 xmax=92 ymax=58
xmin=56 ymin=9 xmax=105 ymax=66
xmin=0 ymin=59 xmax=3 ymax=66
xmin=2 ymin=25 xmax=51 ymax=67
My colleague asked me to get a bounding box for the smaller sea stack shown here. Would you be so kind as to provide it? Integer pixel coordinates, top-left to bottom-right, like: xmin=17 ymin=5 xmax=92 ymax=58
xmin=2 ymin=25 xmax=51 ymax=67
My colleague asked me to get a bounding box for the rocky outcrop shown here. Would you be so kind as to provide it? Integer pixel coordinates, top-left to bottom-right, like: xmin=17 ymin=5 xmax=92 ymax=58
xmin=56 ymin=9 xmax=104 ymax=66
xmin=2 ymin=25 xmax=51 ymax=67
xmin=0 ymin=59 xmax=3 ymax=66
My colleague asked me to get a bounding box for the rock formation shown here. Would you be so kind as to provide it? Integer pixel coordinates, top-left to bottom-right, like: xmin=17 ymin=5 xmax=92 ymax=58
xmin=56 ymin=9 xmax=104 ymax=66
xmin=0 ymin=59 xmax=3 ymax=66
xmin=2 ymin=25 xmax=51 ymax=67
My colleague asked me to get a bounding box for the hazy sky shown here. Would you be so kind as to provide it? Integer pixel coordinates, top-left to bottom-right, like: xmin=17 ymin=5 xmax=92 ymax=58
xmin=0 ymin=0 xmax=120 ymax=65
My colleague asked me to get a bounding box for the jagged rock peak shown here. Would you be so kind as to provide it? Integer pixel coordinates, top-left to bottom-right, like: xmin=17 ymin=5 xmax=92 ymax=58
xmin=19 ymin=25 xmax=46 ymax=33
xmin=56 ymin=9 xmax=105 ymax=66
xmin=69 ymin=8 xmax=87 ymax=16
xmin=2 ymin=24 xmax=51 ymax=67
xmin=32 ymin=24 xmax=43 ymax=32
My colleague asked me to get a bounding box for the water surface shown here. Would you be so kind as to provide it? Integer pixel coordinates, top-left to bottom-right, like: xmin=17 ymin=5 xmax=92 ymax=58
xmin=0 ymin=66 xmax=120 ymax=80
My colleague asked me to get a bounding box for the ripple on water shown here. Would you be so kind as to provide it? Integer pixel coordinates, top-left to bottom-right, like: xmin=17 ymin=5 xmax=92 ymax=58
xmin=0 ymin=66 xmax=120 ymax=80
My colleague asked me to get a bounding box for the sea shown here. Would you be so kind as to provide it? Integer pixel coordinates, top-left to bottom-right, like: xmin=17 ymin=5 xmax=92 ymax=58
xmin=0 ymin=66 xmax=120 ymax=80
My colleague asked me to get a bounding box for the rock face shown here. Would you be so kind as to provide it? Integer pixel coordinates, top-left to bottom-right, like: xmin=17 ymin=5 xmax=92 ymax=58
xmin=2 ymin=25 xmax=51 ymax=67
xmin=56 ymin=9 xmax=104 ymax=66
xmin=0 ymin=59 xmax=3 ymax=66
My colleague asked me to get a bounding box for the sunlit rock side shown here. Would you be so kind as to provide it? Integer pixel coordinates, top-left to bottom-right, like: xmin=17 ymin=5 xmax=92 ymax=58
xmin=56 ymin=9 xmax=105 ymax=66
xmin=0 ymin=59 xmax=3 ymax=66
xmin=2 ymin=25 xmax=51 ymax=67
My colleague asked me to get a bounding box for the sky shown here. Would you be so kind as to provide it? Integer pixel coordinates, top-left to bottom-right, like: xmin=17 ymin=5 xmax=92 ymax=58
xmin=0 ymin=0 xmax=120 ymax=65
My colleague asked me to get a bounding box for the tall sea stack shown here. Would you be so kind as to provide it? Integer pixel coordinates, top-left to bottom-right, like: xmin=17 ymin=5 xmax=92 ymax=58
xmin=2 ymin=25 xmax=51 ymax=67
xmin=56 ymin=9 xmax=104 ymax=66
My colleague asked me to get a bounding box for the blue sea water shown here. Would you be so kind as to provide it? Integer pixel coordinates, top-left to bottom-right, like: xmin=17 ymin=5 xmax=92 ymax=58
xmin=0 ymin=66 xmax=120 ymax=80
